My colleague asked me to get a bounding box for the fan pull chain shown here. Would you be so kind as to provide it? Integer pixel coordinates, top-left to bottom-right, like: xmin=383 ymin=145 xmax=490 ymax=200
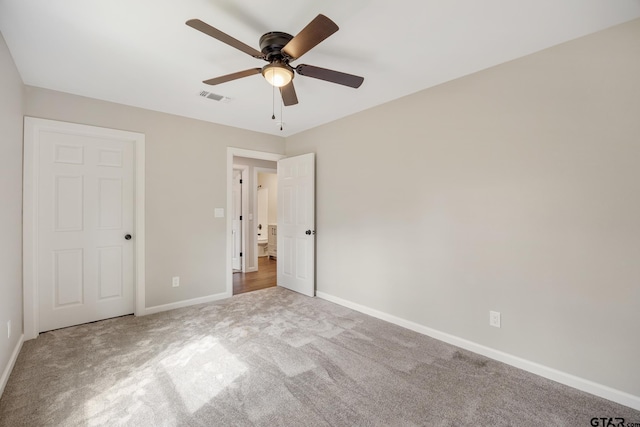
xmin=280 ymin=98 xmax=283 ymax=131
xmin=272 ymin=85 xmax=275 ymax=120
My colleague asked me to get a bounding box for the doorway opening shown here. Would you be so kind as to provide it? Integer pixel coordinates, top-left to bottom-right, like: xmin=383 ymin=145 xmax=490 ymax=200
xmin=229 ymin=153 xmax=281 ymax=295
xmin=234 ymin=168 xmax=277 ymax=295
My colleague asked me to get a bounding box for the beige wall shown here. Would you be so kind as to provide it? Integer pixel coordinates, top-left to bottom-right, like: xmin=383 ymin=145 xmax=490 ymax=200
xmin=24 ymin=87 xmax=285 ymax=307
xmin=286 ymin=19 xmax=640 ymax=396
xmin=0 ymin=32 xmax=24 ymax=388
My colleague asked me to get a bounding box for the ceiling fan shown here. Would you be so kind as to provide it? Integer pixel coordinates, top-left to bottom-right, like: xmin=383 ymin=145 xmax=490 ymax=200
xmin=186 ymin=14 xmax=364 ymax=106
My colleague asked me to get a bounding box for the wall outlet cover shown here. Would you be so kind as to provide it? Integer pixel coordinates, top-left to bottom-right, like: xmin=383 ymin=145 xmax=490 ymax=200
xmin=490 ymin=311 xmax=501 ymax=328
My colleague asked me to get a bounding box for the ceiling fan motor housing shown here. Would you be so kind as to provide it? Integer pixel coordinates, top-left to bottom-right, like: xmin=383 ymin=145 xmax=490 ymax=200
xmin=259 ymin=32 xmax=294 ymax=61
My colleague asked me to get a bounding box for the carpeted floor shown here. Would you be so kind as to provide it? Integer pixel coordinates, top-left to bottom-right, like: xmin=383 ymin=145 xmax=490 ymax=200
xmin=0 ymin=287 xmax=638 ymax=426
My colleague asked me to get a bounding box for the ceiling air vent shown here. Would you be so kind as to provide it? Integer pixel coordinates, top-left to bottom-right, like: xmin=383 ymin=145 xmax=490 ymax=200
xmin=199 ymin=90 xmax=231 ymax=103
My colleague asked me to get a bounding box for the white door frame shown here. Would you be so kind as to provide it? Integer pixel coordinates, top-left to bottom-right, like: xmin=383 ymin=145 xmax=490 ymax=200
xmin=226 ymin=148 xmax=284 ymax=297
xmin=253 ymin=167 xmax=277 ymax=271
xmin=23 ymin=117 xmax=146 ymax=340
xmin=232 ymin=164 xmax=249 ymax=272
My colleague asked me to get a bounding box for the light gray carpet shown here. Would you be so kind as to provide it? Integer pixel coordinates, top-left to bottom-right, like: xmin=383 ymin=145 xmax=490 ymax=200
xmin=0 ymin=287 xmax=638 ymax=426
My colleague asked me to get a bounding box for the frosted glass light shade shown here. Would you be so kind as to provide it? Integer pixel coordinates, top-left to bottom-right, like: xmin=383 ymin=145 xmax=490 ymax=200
xmin=262 ymin=63 xmax=293 ymax=87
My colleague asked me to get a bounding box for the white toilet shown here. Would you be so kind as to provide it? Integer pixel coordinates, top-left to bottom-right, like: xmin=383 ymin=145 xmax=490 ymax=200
xmin=257 ymin=234 xmax=268 ymax=257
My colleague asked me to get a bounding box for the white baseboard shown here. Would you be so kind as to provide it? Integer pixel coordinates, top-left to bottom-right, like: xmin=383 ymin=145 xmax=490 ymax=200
xmin=0 ymin=334 xmax=24 ymax=398
xmin=316 ymin=291 xmax=640 ymax=411
xmin=141 ymin=292 xmax=230 ymax=316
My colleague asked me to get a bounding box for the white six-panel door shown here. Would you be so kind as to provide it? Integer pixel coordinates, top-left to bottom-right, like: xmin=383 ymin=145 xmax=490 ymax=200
xmin=277 ymin=153 xmax=315 ymax=297
xmin=36 ymin=125 xmax=135 ymax=332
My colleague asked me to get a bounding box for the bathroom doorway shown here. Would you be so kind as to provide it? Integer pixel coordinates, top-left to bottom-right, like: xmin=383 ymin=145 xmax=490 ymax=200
xmin=255 ymin=168 xmax=277 ymax=263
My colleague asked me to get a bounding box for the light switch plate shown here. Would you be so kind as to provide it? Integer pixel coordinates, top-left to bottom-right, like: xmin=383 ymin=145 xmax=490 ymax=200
xmin=214 ymin=208 xmax=224 ymax=218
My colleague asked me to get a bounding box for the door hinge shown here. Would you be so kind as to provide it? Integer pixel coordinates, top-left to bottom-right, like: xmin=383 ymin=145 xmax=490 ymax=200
xmin=239 ymin=179 xmax=243 ymax=184
xmin=240 ymin=252 xmax=243 ymax=257
xmin=240 ymin=215 xmax=242 ymax=220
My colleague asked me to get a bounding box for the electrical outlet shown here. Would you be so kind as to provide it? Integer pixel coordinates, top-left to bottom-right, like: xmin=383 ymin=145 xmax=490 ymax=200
xmin=490 ymin=311 xmax=501 ymax=328
xmin=7 ymin=320 xmax=11 ymax=339
xmin=172 ymin=276 xmax=180 ymax=287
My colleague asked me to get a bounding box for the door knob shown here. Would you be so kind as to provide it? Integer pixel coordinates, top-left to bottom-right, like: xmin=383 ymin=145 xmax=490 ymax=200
xmin=124 ymin=234 xmax=132 ymax=240
xmin=305 ymin=230 xmax=315 ymax=235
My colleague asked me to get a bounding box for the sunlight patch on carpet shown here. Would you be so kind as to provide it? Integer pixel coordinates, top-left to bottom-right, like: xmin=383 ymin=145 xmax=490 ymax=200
xmin=160 ymin=335 xmax=247 ymax=413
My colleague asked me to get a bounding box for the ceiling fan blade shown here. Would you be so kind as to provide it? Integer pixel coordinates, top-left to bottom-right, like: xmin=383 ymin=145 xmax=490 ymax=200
xmin=203 ymin=68 xmax=262 ymax=85
xmin=279 ymin=81 xmax=299 ymax=106
xmin=282 ymin=14 xmax=339 ymax=60
xmin=296 ymin=64 xmax=364 ymax=88
xmin=186 ymin=19 xmax=265 ymax=59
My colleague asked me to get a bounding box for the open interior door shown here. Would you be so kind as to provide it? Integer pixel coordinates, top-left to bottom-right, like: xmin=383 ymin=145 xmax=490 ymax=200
xmin=231 ymin=169 xmax=242 ymax=271
xmin=277 ymin=153 xmax=315 ymax=297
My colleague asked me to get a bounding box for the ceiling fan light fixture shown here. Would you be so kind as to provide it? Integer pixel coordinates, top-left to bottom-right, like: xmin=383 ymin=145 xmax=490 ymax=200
xmin=262 ymin=63 xmax=293 ymax=87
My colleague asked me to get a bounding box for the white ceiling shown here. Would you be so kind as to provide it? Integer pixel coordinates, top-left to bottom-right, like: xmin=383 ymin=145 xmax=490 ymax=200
xmin=1 ymin=1 xmax=639 ymax=137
